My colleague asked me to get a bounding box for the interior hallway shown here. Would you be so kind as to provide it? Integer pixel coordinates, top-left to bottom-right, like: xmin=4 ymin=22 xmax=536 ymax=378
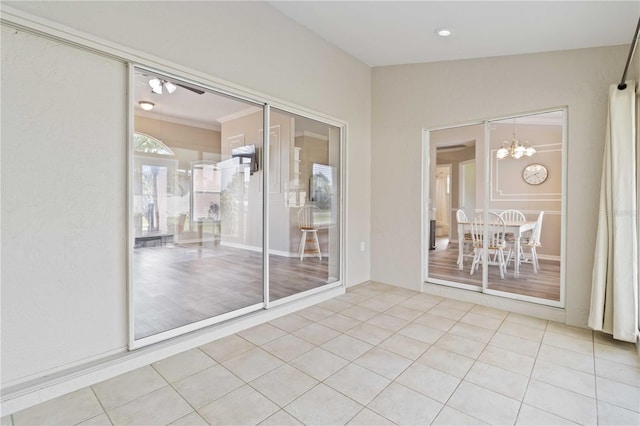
xmin=5 ymin=282 xmax=639 ymax=425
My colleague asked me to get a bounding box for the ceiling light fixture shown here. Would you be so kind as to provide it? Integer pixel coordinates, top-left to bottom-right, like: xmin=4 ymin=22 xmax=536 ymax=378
xmin=149 ymin=78 xmax=177 ymax=95
xmin=496 ymin=131 xmax=536 ymax=160
xmin=139 ymin=101 xmax=155 ymax=111
xmin=435 ymin=28 xmax=453 ymax=37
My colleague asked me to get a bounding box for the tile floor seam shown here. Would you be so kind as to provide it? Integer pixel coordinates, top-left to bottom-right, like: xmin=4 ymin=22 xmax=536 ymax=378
xmin=150 ymin=347 xmax=220 ymax=385
xmin=488 ymin=316 xmax=536 ymax=425
xmin=513 ymin=318 xmax=549 ymax=425
xmin=593 ymin=333 xmax=601 ymax=425
xmin=92 ymin=369 xmax=169 ymax=413
xmin=244 ymin=374 xmax=304 ymax=412
xmin=522 ymin=320 xmax=602 ymax=425
xmin=524 ymin=379 xmax=599 ymax=425
xmin=85 ymin=386 xmax=111 ymax=426
xmin=593 ymin=377 xmax=640 ymax=414
xmin=164 ymin=373 xmax=207 ymax=419
xmin=434 ymin=315 xmax=525 ymax=425
xmin=283 ymin=340 xmax=416 ymax=425
xmin=12 ymin=283 xmax=639 ymax=425
xmin=366 ymin=380 xmax=442 ymax=425
xmin=177 ymin=363 xmax=248 ymax=417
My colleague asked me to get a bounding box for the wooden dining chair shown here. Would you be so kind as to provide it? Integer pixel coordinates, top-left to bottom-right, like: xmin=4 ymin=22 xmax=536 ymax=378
xmin=297 ymin=205 xmax=322 ymax=261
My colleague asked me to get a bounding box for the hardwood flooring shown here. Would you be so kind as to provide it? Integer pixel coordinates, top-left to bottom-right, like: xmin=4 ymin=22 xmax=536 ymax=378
xmin=133 ymin=242 xmax=332 ymax=339
xmin=427 ymin=239 xmax=561 ymax=301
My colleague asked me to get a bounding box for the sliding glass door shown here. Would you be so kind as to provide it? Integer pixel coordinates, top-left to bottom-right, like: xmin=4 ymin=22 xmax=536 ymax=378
xmin=131 ymin=68 xmax=265 ymax=344
xmin=426 ymin=123 xmax=484 ymax=290
xmin=425 ymin=110 xmax=565 ymax=307
xmin=268 ymin=109 xmax=342 ymax=305
xmin=129 ymin=66 xmax=343 ymax=347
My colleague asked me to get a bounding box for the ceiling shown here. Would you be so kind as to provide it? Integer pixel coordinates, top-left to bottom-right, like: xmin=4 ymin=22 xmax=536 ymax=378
xmin=134 ymin=70 xmax=336 ymax=136
xmin=268 ymin=1 xmax=639 ymax=67
xmin=134 ymin=70 xmax=257 ymax=130
xmin=135 ymin=2 xmax=638 ymax=129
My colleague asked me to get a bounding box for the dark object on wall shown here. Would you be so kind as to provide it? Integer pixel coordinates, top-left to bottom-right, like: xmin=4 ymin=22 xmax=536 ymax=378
xmin=232 ymin=144 xmax=258 ymax=175
xmin=429 ymin=220 xmax=436 ymax=250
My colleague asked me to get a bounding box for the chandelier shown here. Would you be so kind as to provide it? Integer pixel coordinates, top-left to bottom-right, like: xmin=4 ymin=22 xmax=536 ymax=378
xmin=496 ymin=132 xmax=536 ymax=159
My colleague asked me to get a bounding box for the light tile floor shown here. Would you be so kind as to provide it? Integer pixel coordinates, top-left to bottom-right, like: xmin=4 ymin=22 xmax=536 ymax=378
xmin=4 ymin=282 xmax=640 ymax=425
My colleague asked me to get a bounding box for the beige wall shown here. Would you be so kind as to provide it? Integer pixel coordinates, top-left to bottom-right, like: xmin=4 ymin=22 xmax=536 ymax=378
xmin=489 ymin=122 xmax=562 ymax=257
xmin=219 ymin=110 xmax=294 ymax=253
xmin=293 ymin=134 xmax=330 ymax=253
xmin=135 ymin=115 xmax=221 ymax=155
xmin=431 ymin=124 xmax=483 ymax=229
xmin=372 ymin=45 xmax=632 ymax=327
xmin=2 ymin=1 xmax=371 ymax=389
xmin=4 ymin=0 xmax=372 ymax=285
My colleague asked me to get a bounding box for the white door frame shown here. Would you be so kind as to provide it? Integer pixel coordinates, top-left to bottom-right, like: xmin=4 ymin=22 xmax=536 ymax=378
xmin=422 ymin=108 xmax=567 ymax=309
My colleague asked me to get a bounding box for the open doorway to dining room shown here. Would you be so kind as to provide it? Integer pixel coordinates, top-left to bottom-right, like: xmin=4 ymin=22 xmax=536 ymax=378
xmin=424 ymin=110 xmax=565 ymax=308
xmin=434 ymin=164 xmax=452 ymax=250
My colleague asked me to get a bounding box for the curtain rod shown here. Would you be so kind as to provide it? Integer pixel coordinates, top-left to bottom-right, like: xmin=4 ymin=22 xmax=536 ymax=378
xmin=618 ymin=16 xmax=640 ymax=90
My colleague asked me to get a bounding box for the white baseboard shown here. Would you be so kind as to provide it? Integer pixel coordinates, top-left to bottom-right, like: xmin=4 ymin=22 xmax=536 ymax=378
xmin=0 ymin=286 xmax=345 ymax=416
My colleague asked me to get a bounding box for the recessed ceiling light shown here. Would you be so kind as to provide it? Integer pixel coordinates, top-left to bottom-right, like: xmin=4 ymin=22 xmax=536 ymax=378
xmin=139 ymin=101 xmax=155 ymax=111
xmin=435 ymin=28 xmax=453 ymax=37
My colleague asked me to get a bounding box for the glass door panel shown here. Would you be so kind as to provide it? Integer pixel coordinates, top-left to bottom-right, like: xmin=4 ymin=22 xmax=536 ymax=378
xmin=484 ymin=112 xmax=564 ymax=305
xmin=131 ymin=67 xmax=264 ymax=342
xmin=426 ymin=110 xmax=564 ymax=308
xmin=268 ymin=109 xmax=341 ymax=303
xmin=426 ymin=124 xmax=484 ymax=289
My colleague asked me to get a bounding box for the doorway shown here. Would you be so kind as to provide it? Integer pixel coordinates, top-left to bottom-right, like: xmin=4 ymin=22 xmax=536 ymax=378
xmin=434 ymin=164 xmax=451 ymax=249
xmin=425 ymin=110 xmax=566 ymax=307
xmin=129 ymin=66 xmax=344 ymax=347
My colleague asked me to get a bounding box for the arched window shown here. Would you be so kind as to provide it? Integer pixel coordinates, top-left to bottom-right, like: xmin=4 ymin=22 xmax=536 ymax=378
xmin=133 ymin=132 xmax=175 ymax=155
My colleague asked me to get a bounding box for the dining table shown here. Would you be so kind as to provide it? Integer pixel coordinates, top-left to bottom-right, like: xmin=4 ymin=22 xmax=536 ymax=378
xmin=457 ymin=219 xmax=536 ymax=277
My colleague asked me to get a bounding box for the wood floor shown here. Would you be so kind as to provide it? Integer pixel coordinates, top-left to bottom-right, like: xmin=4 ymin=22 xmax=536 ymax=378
xmin=427 ymin=238 xmax=561 ymax=301
xmin=133 ymin=242 xmax=332 ymax=339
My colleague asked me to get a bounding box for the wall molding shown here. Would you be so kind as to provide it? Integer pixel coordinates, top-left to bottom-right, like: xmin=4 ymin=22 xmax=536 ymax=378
xmin=491 ymin=143 xmax=562 ymax=202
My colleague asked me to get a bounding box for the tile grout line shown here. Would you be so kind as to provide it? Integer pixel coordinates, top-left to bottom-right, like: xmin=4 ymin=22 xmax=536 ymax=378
xmin=86 ymin=385 xmax=113 ymax=426
xmin=593 ymin=328 xmax=600 ymax=425
xmin=513 ymin=316 xmax=547 ymax=425
xmin=519 ymin=320 xmax=600 ymax=424
xmin=429 ymin=304 xmax=508 ymax=425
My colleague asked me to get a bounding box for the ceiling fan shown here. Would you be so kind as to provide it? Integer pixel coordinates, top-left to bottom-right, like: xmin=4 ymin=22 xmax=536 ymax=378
xmin=148 ymin=77 xmax=205 ymax=95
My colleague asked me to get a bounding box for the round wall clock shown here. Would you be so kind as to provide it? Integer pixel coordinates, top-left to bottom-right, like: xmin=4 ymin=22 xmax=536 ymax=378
xmin=522 ymin=163 xmax=548 ymax=185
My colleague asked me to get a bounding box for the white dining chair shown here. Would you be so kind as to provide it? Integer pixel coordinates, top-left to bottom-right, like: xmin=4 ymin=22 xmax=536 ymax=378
xmin=500 ymin=209 xmax=526 ymax=267
xmin=469 ymin=213 xmax=507 ymax=279
xmin=521 ymin=211 xmax=544 ymax=273
xmin=456 ymin=209 xmax=473 ymax=267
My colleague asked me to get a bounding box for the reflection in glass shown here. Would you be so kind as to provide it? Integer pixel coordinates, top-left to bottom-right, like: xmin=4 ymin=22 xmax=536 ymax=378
xmin=132 ymin=68 xmax=264 ymax=340
xmin=486 ymin=112 xmax=563 ymax=302
xmin=426 ymin=111 xmax=563 ymax=305
xmin=427 ymin=124 xmax=482 ymax=289
xmin=269 ymin=109 xmax=341 ymax=302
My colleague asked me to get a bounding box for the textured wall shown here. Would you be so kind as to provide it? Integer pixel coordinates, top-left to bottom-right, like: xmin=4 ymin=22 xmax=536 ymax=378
xmin=372 ymin=45 xmax=631 ymax=327
xmin=1 ymin=27 xmax=128 ymax=385
xmin=2 ymin=1 xmax=371 ymax=387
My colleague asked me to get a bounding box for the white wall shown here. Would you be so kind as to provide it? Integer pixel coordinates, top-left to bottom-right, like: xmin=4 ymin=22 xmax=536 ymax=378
xmin=1 ymin=27 xmax=128 ymax=386
xmin=1 ymin=1 xmax=371 ymax=389
xmin=371 ymin=45 xmax=636 ymax=327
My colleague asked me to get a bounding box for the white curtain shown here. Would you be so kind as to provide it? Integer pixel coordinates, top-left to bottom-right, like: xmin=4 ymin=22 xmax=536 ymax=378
xmin=589 ymin=81 xmax=639 ymax=342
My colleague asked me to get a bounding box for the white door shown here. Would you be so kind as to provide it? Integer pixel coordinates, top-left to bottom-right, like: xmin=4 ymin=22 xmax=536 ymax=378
xmin=459 ymin=159 xmax=476 ymax=219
